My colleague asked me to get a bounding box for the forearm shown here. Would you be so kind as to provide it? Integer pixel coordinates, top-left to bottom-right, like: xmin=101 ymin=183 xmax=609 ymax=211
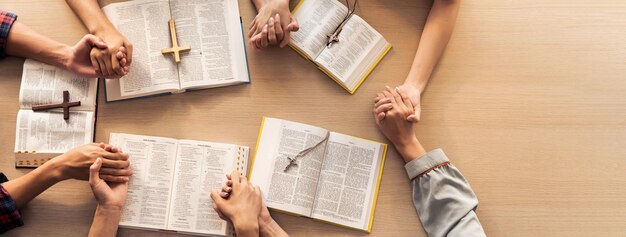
xmin=405 ymin=0 xmax=460 ymax=93
xmin=88 ymin=206 xmax=122 ymax=237
xmin=2 ymin=161 xmax=64 ymax=208
xmin=66 ymin=0 xmax=116 ymax=36
xmin=260 ymin=218 xmax=289 ymax=237
xmin=5 ymin=22 xmax=71 ymax=69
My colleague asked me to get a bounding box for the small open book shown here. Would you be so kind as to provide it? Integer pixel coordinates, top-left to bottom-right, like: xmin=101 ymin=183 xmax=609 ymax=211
xmin=249 ymin=117 xmax=387 ymax=232
xmin=102 ymin=0 xmax=249 ymax=102
xmin=14 ymin=59 xmax=97 ymax=167
xmin=109 ymin=133 xmax=249 ymax=236
xmin=289 ymin=0 xmax=392 ymax=94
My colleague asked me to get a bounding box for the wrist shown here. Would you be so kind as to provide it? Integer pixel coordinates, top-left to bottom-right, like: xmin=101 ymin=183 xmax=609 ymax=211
xmin=233 ymin=218 xmax=259 ymax=236
xmin=41 ymin=158 xmax=68 ymax=183
xmin=394 ymin=136 xmax=426 ymax=163
xmin=96 ymin=204 xmax=123 ymax=215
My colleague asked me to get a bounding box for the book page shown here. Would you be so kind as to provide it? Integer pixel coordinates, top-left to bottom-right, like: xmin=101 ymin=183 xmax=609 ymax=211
xmin=315 ymin=14 xmax=387 ymax=89
xmin=109 ymin=133 xmax=179 ymax=230
xmin=102 ymin=0 xmax=179 ymax=98
xmin=172 ymin=0 xmax=249 ymax=89
xmin=14 ymin=110 xmax=94 ymax=154
xmin=250 ymin=117 xmax=328 ymax=217
xmin=311 ymin=132 xmax=385 ymax=230
xmin=19 ymin=59 xmax=97 ymax=111
xmin=290 ymin=0 xmax=348 ymax=58
xmin=167 ymin=140 xmax=248 ymax=235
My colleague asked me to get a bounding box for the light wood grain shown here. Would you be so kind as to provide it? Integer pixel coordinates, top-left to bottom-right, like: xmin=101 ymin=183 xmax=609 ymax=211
xmin=1 ymin=0 xmax=626 ymax=236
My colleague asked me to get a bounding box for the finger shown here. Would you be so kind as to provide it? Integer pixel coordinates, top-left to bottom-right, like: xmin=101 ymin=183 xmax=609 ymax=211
xmin=213 ymin=206 xmax=227 ymax=220
xmin=100 ymin=175 xmax=129 ymax=183
xmin=99 ymin=167 xmax=133 ymax=177
xmin=249 ymin=22 xmax=258 ymax=39
xmin=102 ymin=151 xmax=129 ymax=160
xmin=220 ymin=191 xmax=230 ymax=198
xmin=248 ymin=19 xmax=257 ymax=37
xmin=210 ymin=190 xmax=225 ymax=206
xmin=374 ymin=97 xmax=392 ymax=107
xmin=96 ymin=56 xmax=111 ymax=78
xmin=376 ymin=112 xmax=386 ymax=121
xmin=89 ymin=51 xmax=102 ymax=78
xmin=102 ymin=159 xmax=130 ymax=169
xmin=222 ymin=185 xmax=232 ymax=193
xmin=125 ymin=42 xmax=133 ymax=65
xmin=111 ymin=53 xmax=125 ymax=77
xmin=226 ymin=173 xmax=232 ymax=180
xmin=374 ymin=103 xmax=393 ymax=114
xmin=280 ymin=29 xmax=291 ymax=48
xmin=268 ymin=17 xmax=277 ymax=45
xmin=89 ymin=158 xmax=103 ymax=186
xmin=260 ymin=24 xmax=269 ymax=48
xmin=382 ymin=86 xmax=396 ymax=104
xmin=288 ymin=16 xmax=300 ymax=32
xmin=226 ymin=180 xmax=233 ymax=187
xmin=274 ymin=14 xmax=284 ymax=42
xmin=230 ymin=170 xmax=241 ymax=187
xmin=388 ymin=86 xmax=403 ymax=105
xmin=375 ymin=92 xmax=385 ymax=103
xmin=253 ymin=34 xmax=263 ymax=50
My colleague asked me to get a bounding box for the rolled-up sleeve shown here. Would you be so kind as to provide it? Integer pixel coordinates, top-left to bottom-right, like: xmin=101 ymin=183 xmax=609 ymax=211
xmin=0 ymin=10 xmax=17 ymax=59
xmin=405 ymin=149 xmax=485 ymax=237
xmin=0 ymin=173 xmax=23 ymax=234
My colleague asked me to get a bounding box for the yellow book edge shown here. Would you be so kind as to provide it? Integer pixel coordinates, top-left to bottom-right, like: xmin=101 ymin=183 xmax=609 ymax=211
xmin=249 ymin=117 xmax=388 ymax=232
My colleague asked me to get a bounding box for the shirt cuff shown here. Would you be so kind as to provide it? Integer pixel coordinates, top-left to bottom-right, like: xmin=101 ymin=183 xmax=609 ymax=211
xmin=404 ymin=148 xmax=450 ymax=180
xmin=0 ymin=173 xmax=24 ymax=234
xmin=0 ymin=11 xmax=18 ymax=59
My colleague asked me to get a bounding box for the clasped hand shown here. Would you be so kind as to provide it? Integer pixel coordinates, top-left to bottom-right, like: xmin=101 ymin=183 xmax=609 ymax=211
xmin=65 ymin=33 xmax=131 ymax=79
xmin=249 ymin=0 xmax=300 ymax=50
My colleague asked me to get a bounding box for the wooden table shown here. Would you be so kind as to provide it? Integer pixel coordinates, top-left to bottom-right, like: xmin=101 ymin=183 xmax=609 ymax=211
xmin=1 ymin=0 xmax=626 ymax=236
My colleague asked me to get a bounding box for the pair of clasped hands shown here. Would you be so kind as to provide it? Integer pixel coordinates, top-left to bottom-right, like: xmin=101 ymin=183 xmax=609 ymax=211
xmin=248 ymin=0 xmax=300 ymax=50
xmin=65 ymin=31 xmax=133 ymax=79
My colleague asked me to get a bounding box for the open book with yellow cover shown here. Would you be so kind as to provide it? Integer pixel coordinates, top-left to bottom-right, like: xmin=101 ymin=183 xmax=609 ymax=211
xmin=289 ymin=0 xmax=392 ymax=94
xmin=249 ymin=117 xmax=387 ymax=232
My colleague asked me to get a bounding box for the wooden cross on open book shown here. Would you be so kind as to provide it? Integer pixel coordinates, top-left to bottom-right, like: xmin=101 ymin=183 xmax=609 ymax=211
xmin=161 ymin=19 xmax=191 ymax=63
xmin=32 ymin=90 xmax=81 ymax=120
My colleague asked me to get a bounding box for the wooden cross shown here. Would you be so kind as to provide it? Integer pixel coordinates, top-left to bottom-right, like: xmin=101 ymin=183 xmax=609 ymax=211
xmin=161 ymin=19 xmax=191 ymax=63
xmin=32 ymin=90 xmax=81 ymax=120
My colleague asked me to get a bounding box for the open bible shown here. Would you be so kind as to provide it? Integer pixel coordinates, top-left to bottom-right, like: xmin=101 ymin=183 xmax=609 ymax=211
xmin=109 ymin=133 xmax=249 ymax=236
xmin=102 ymin=0 xmax=249 ymax=102
xmin=249 ymin=117 xmax=387 ymax=232
xmin=289 ymin=0 xmax=392 ymax=94
xmin=14 ymin=59 xmax=98 ymax=167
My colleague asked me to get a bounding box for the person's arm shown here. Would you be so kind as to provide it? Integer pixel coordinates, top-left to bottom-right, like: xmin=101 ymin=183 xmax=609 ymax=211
xmin=65 ymin=0 xmax=132 ymax=77
xmin=403 ymin=148 xmax=486 ymax=237
xmin=376 ymin=0 xmax=460 ymax=122
xmin=375 ymin=88 xmax=485 ymax=237
xmin=249 ymin=0 xmax=299 ymax=49
xmin=2 ymin=143 xmax=131 ymax=209
xmin=1 ymin=10 xmax=109 ymax=78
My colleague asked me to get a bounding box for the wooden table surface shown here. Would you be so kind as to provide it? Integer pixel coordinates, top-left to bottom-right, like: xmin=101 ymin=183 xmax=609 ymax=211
xmin=1 ymin=0 xmax=626 ymax=236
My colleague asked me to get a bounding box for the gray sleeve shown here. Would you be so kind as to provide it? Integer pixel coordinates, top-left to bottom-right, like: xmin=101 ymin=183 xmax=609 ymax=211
xmin=404 ymin=149 xmax=486 ymax=237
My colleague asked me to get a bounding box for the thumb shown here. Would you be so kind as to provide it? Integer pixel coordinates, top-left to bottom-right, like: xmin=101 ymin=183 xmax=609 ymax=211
xmin=210 ymin=190 xmax=224 ymax=206
xmin=82 ymin=34 xmax=108 ymax=49
xmin=407 ymin=107 xmax=421 ymax=123
xmin=89 ymin=158 xmax=103 ymax=186
xmin=288 ymin=16 xmax=300 ymax=31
